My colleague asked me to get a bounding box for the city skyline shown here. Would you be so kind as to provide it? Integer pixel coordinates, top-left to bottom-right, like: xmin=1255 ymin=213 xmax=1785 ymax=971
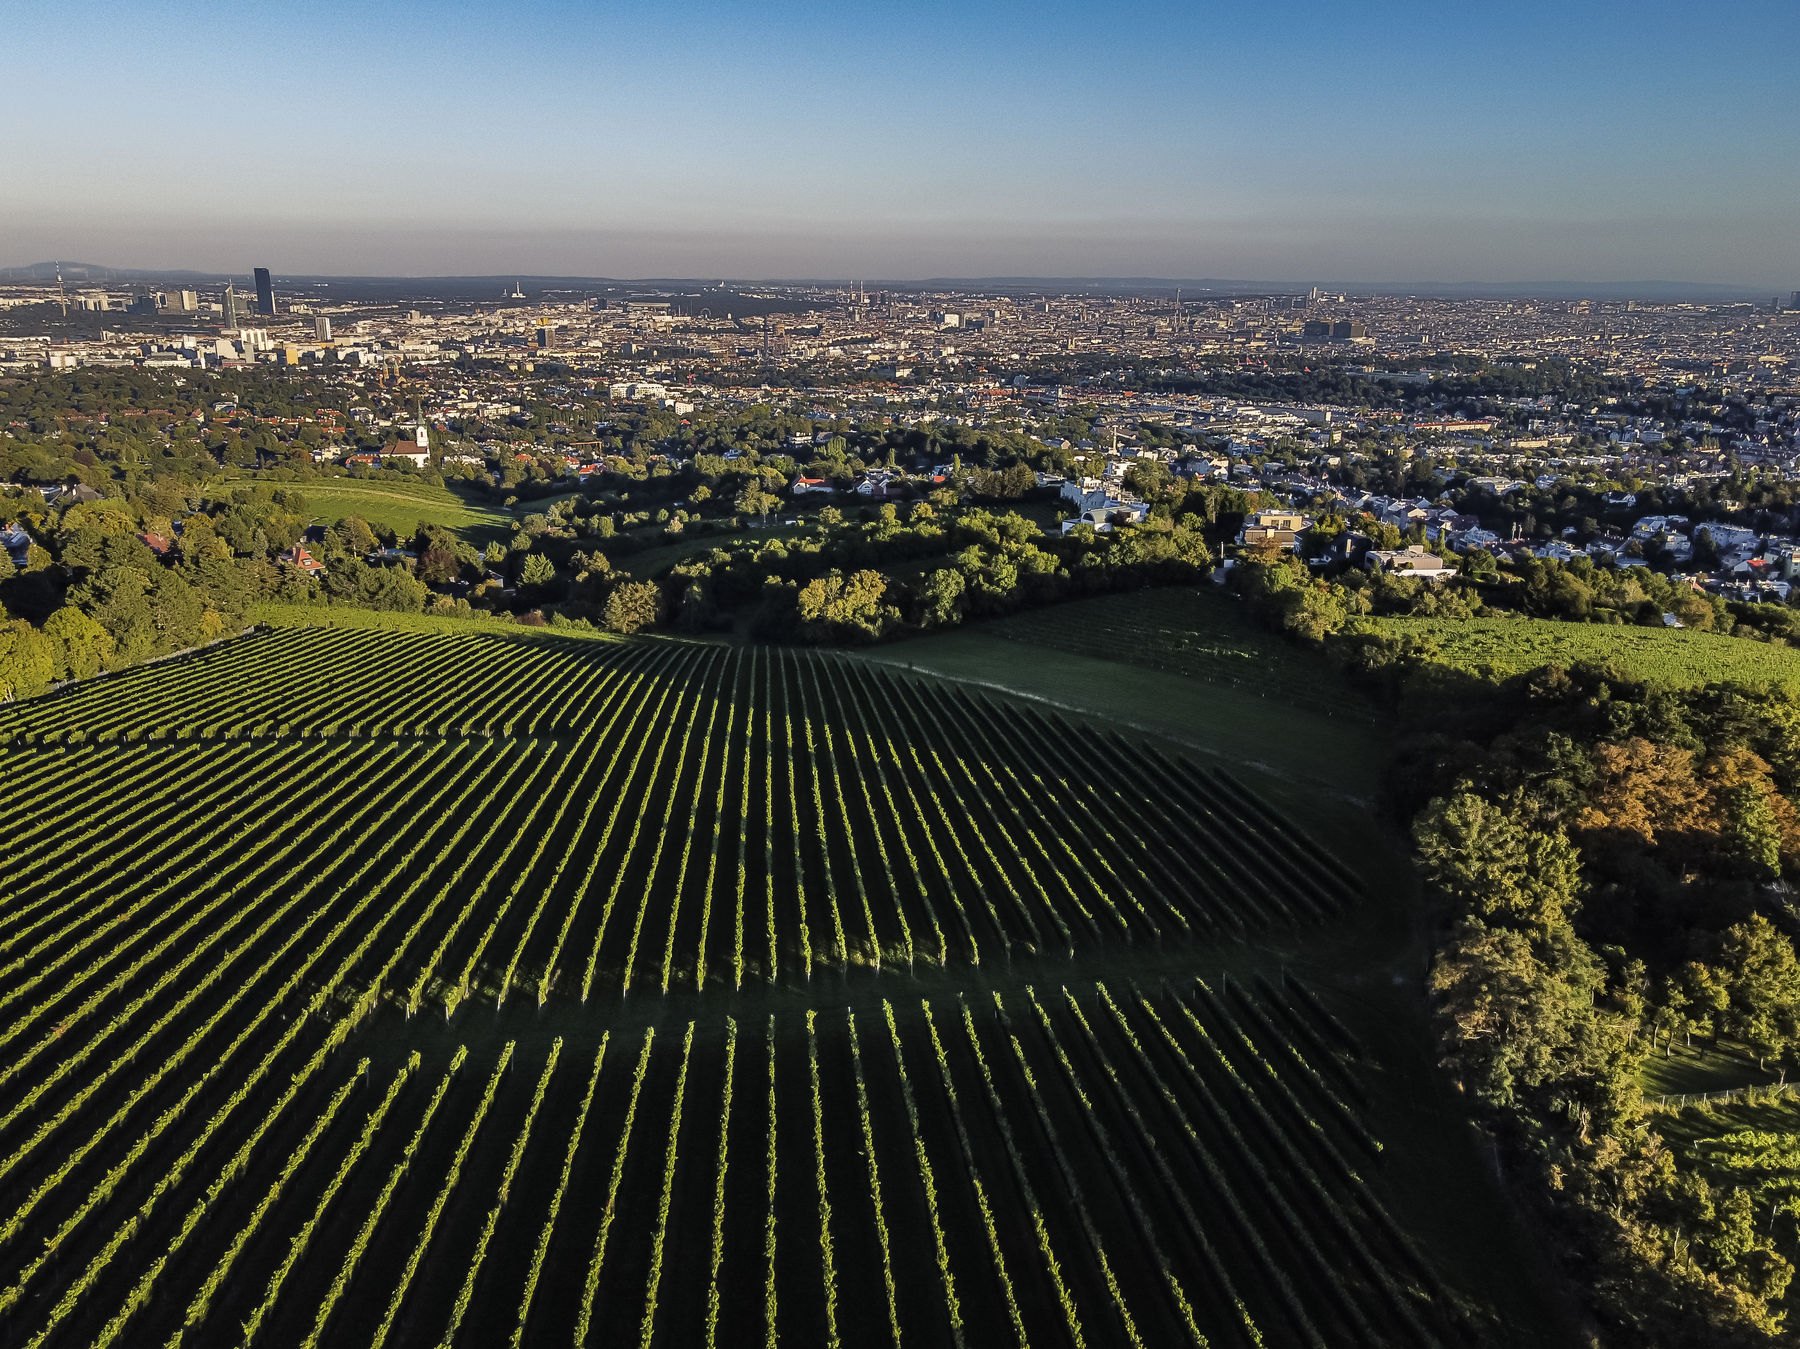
xmin=5 ymin=0 xmax=1797 ymax=285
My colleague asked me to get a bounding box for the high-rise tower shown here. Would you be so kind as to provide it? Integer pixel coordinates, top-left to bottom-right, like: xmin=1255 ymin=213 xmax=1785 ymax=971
xmin=253 ymin=267 xmax=276 ymax=316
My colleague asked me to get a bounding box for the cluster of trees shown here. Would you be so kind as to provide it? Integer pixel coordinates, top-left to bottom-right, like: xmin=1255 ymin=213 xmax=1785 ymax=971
xmin=626 ymin=504 xmax=1214 ymax=646
xmin=0 ymin=486 xmax=329 ymax=697
xmin=1442 ymin=461 xmax=1800 ymax=551
xmin=1403 ymin=664 xmax=1800 ymax=1344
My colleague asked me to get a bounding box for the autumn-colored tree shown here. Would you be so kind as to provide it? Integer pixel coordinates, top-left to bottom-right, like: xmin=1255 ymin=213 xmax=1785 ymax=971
xmin=1576 ymin=738 xmax=1705 ymax=845
xmin=1701 ymin=748 xmax=1799 ymax=876
xmin=417 ymin=545 xmax=461 ymax=585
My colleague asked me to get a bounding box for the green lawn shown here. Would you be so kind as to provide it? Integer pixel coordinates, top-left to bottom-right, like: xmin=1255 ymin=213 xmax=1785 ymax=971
xmin=1641 ymin=1039 xmax=1783 ymax=1101
xmin=296 ymin=479 xmax=512 ymax=539
xmin=980 ymin=587 xmax=1375 ymax=720
xmin=862 ymin=623 xmax=1387 ymax=801
xmin=1653 ymin=1093 xmax=1800 ymax=1148
xmin=506 ymin=489 xmax=585 ymax=515
xmin=1377 ymin=615 xmax=1800 ymax=693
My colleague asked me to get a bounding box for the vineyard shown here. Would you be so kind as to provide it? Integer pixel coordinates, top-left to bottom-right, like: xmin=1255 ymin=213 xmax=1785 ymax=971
xmin=0 ymin=626 xmax=620 ymax=746
xmin=1376 ymin=614 xmax=1800 ymax=693
xmin=982 ymin=588 xmax=1375 ymax=719
xmin=0 ymin=630 xmax=1353 ymax=991
xmin=0 ymin=625 xmax=1524 ymax=1345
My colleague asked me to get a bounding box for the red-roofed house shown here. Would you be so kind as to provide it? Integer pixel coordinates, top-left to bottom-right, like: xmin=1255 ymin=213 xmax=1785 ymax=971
xmin=280 ymin=545 xmax=325 ymax=576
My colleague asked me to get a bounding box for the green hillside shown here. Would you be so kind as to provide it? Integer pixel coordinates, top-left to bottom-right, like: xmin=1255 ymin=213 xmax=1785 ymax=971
xmin=1377 ymin=615 xmax=1800 ymax=692
xmin=975 ymin=586 xmax=1375 ymax=720
xmin=296 ymin=478 xmax=512 ymax=537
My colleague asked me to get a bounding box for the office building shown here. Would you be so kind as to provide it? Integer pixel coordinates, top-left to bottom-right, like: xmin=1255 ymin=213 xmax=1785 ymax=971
xmin=1331 ymin=319 xmax=1368 ymax=340
xmin=536 ymin=325 xmax=550 ymax=348
xmin=253 ymin=267 xmax=276 ymax=317
xmin=222 ymin=284 xmax=245 ymax=327
xmin=314 ymin=316 xmax=332 ymax=341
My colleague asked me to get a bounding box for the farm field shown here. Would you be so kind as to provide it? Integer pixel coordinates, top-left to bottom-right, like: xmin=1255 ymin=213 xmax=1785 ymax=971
xmin=0 ymin=627 xmax=1568 ymax=1346
xmin=0 ymin=625 xmax=622 ymax=745
xmin=0 ymin=972 xmax=1461 ymax=1348
xmin=981 ymin=587 xmax=1376 ymax=722
xmin=1375 ymin=614 xmax=1800 ymax=692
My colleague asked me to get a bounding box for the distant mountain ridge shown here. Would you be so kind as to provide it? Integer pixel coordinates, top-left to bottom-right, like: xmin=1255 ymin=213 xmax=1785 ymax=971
xmin=0 ymin=261 xmax=1777 ymax=303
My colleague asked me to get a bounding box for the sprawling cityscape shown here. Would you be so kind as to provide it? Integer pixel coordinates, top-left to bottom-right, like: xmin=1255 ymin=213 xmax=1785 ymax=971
xmin=6 ymin=269 xmax=1799 ymax=605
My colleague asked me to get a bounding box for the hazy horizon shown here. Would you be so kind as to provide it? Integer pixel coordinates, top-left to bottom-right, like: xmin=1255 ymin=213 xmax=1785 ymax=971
xmin=7 ymin=0 xmax=1797 ymax=287
xmin=1 ymin=261 xmax=1780 ymax=303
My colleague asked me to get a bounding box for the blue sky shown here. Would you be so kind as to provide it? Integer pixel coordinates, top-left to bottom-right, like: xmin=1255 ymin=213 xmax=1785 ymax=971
xmin=5 ymin=0 xmax=1796 ymax=282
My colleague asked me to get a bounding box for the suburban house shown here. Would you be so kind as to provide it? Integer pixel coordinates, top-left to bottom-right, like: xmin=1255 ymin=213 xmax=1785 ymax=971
xmin=854 ymin=473 xmax=903 ymax=500
xmin=1236 ymin=508 xmax=1311 ymax=551
xmin=790 ymin=476 xmax=836 ymax=495
xmin=1059 ymin=478 xmax=1108 ymax=513
xmin=1061 ymin=501 xmax=1150 ymax=535
xmin=1365 ymin=545 xmax=1455 ymax=580
xmin=279 ymin=544 xmax=325 ymax=576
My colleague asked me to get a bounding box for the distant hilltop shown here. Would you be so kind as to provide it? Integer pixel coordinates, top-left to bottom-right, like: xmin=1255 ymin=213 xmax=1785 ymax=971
xmin=0 ymin=261 xmax=1778 ymax=304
